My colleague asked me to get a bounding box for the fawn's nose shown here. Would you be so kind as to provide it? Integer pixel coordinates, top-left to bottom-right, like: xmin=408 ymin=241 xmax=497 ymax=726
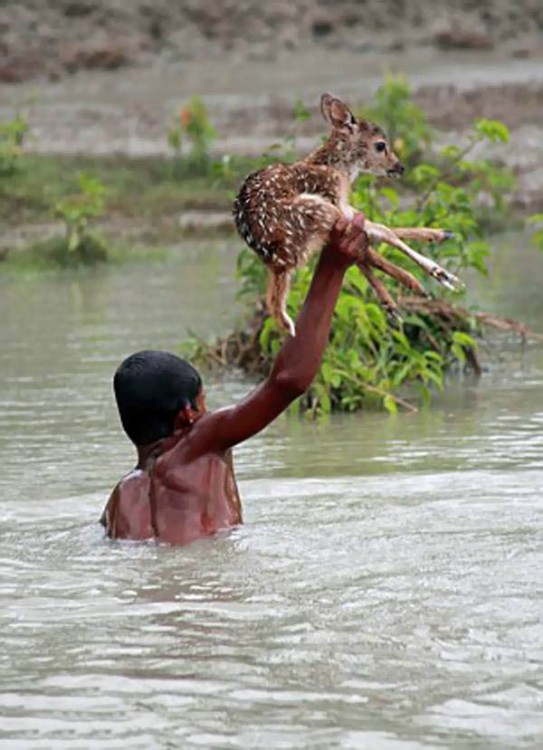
xmin=388 ymin=161 xmax=405 ymax=177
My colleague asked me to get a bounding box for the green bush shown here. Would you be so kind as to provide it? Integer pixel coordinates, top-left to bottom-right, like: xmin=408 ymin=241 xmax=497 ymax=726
xmin=0 ymin=113 xmax=28 ymax=177
xmin=52 ymin=172 xmax=108 ymax=264
xmin=190 ymin=78 xmax=517 ymax=414
xmin=28 ymin=233 xmax=108 ymax=267
xmin=167 ymin=96 xmax=217 ymax=175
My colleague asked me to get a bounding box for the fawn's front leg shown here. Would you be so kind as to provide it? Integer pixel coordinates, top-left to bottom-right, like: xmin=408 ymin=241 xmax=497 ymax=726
xmin=340 ymin=203 xmax=356 ymax=221
xmin=393 ymin=227 xmax=454 ymax=243
xmin=357 ymin=245 xmax=431 ymax=324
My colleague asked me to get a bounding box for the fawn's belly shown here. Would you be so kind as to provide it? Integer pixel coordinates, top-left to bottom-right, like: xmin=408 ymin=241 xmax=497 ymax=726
xmin=233 ymin=179 xmax=339 ymax=270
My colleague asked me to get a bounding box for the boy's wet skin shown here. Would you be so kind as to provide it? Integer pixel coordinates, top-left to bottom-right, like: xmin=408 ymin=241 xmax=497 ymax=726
xmin=101 ymin=444 xmax=242 ymax=546
xmin=101 ymin=215 xmax=369 ymax=545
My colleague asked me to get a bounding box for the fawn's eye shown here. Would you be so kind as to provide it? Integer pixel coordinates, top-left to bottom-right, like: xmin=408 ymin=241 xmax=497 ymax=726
xmin=375 ymin=141 xmax=387 ymax=153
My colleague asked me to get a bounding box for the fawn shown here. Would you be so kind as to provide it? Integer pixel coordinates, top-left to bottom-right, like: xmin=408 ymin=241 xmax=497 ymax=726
xmin=233 ymin=93 xmax=460 ymax=336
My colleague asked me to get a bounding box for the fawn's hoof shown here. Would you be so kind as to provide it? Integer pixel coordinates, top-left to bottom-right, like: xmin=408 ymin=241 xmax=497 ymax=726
xmin=431 ymin=266 xmax=463 ymax=291
xmin=386 ymin=306 xmax=403 ymax=327
xmin=279 ymin=314 xmax=296 ymax=337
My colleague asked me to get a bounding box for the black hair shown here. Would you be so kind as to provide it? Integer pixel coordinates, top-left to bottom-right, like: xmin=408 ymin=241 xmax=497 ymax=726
xmin=113 ymin=350 xmax=202 ymax=446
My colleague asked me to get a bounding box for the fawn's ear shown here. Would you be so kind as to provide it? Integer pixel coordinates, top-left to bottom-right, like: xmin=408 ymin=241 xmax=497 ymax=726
xmin=320 ymin=94 xmax=357 ymax=132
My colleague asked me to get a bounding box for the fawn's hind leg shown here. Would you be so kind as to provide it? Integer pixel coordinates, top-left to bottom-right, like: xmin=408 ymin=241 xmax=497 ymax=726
xmin=358 ymin=260 xmax=402 ymax=324
xmin=364 ymin=219 xmax=462 ymax=291
xmin=266 ymin=267 xmax=296 ymax=337
xmin=365 ymin=246 xmax=428 ymax=297
xmin=358 ymin=244 xmax=434 ymax=323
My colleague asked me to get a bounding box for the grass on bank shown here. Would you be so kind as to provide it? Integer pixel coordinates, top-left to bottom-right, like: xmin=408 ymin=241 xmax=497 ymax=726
xmin=0 ymin=153 xmax=254 ymax=227
xmin=0 ymin=234 xmax=172 ymax=275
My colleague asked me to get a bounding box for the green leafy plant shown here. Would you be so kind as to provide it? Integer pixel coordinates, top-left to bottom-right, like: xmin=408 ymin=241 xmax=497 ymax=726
xmin=52 ymin=173 xmax=108 ymax=263
xmin=167 ymin=118 xmax=183 ymax=163
xmin=528 ymin=213 xmax=543 ymax=252
xmin=189 ymin=77 xmax=519 ymax=415
xmin=0 ymin=113 xmax=28 ymax=177
xmin=167 ymin=96 xmax=217 ymax=175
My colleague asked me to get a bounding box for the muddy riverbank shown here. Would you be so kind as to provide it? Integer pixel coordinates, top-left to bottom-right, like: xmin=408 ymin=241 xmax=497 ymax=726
xmin=2 ymin=47 xmax=543 ymax=226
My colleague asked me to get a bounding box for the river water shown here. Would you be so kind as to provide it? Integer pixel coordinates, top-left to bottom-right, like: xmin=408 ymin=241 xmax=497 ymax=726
xmin=1 ymin=234 xmax=542 ymax=749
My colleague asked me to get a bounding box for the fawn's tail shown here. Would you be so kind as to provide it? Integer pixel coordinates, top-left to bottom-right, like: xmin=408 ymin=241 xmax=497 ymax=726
xmin=266 ymin=268 xmax=296 ymax=336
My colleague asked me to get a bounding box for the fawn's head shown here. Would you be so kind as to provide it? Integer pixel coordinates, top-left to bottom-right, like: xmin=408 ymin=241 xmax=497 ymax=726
xmin=320 ymin=93 xmax=404 ymax=179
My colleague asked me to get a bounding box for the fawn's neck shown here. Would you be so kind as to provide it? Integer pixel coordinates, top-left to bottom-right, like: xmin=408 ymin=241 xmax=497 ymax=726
xmin=304 ymin=134 xmax=361 ymax=183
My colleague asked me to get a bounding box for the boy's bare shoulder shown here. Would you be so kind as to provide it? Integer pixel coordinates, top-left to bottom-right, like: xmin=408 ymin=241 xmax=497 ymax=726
xmin=100 ymin=469 xmax=147 ymax=523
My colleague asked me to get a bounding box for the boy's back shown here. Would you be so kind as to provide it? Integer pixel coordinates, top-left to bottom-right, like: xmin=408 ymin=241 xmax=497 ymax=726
xmin=102 ymin=427 xmax=242 ymax=545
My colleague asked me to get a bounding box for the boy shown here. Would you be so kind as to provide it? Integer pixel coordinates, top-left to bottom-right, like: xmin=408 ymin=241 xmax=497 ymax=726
xmin=101 ymin=215 xmax=368 ymax=545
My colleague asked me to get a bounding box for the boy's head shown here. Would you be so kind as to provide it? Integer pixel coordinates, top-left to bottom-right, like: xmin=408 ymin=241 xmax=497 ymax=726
xmin=114 ymin=350 xmax=203 ymax=446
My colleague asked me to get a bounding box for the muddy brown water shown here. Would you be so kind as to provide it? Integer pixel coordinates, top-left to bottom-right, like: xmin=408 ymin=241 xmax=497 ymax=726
xmin=1 ymin=232 xmax=543 ymax=749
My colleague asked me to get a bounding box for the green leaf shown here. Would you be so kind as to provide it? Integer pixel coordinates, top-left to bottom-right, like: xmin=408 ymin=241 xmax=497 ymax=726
xmin=383 ymin=394 xmax=398 ymax=415
xmin=68 ymin=230 xmax=79 ymax=253
xmin=474 ymin=119 xmax=510 ymax=143
xmin=452 ymin=331 xmax=478 ymax=350
xmin=293 ymin=97 xmax=310 ymax=123
xmin=379 ymin=186 xmax=399 ymax=208
xmin=321 ymin=361 xmax=332 ymax=383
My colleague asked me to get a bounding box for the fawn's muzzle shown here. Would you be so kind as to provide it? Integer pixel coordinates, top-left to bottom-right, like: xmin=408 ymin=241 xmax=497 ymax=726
xmin=387 ymin=162 xmax=405 ymax=177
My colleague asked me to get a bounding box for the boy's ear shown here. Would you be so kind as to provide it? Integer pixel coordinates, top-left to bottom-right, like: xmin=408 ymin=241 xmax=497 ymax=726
xmin=175 ymin=403 xmax=197 ymax=428
xmin=321 ymin=93 xmax=357 ymax=132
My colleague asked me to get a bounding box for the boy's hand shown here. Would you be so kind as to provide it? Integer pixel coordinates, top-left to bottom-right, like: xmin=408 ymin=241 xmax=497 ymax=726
xmin=324 ymin=213 xmax=369 ymax=269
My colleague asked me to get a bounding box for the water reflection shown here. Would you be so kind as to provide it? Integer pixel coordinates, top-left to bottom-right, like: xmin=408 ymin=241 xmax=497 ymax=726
xmin=1 ymin=235 xmax=542 ymax=749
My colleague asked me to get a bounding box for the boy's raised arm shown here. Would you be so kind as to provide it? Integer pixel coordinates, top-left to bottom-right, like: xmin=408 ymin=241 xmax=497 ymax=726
xmin=191 ymin=214 xmax=368 ymax=452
